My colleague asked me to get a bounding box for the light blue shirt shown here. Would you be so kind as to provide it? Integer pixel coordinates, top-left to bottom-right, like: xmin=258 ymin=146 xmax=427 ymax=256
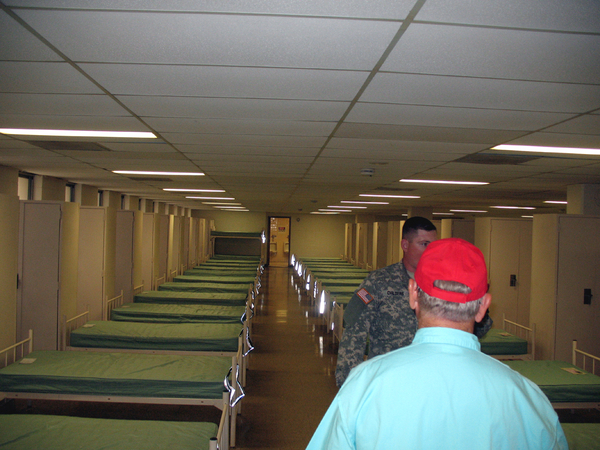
xmin=307 ymin=327 xmax=568 ymax=450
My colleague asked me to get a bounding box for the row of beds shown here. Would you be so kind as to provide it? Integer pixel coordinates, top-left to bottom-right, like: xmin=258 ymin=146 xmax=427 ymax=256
xmin=293 ymin=255 xmax=600 ymax=449
xmin=0 ymin=253 xmax=263 ymax=450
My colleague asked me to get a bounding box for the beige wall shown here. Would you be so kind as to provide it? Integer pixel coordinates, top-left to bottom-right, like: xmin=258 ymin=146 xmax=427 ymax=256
xmin=75 ymin=184 xmax=98 ymax=206
xmin=34 ymin=175 xmax=66 ymax=201
xmin=0 ymin=166 xmax=18 ymax=196
xmin=192 ymin=210 xmax=267 ymax=233
xmin=288 ymin=214 xmax=348 ymax=258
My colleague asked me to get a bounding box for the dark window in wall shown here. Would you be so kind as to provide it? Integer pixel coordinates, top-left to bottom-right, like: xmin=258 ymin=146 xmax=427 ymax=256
xmin=98 ymin=190 xmax=104 ymax=206
xmin=18 ymin=173 xmax=34 ymax=200
xmin=65 ymin=183 xmax=75 ymax=202
xmin=121 ymin=194 xmax=126 ymax=209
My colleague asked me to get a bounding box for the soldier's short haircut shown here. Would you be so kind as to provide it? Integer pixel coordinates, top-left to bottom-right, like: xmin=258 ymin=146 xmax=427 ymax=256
xmin=402 ymin=217 xmax=437 ymax=241
xmin=416 ymin=280 xmax=482 ymax=322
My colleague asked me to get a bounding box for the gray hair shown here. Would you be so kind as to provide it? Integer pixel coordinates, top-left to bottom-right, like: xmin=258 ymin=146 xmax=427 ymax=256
xmin=416 ymin=280 xmax=483 ymax=322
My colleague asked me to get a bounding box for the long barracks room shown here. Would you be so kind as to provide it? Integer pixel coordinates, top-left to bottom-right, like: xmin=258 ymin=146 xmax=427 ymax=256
xmin=0 ymin=1 xmax=599 ymax=449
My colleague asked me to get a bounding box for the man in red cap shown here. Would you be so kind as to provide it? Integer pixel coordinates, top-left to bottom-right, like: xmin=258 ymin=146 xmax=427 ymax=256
xmin=307 ymin=238 xmax=567 ymax=450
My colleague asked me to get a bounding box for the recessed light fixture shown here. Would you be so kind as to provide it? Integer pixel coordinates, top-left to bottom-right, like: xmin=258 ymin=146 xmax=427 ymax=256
xmin=492 ymin=144 xmax=600 ymax=156
xmin=114 ymin=170 xmax=204 ymax=176
xmin=341 ymin=201 xmax=389 ymax=205
xmin=400 ymin=179 xmax=489 ymax=185
xmin=186 ymin=196 xmax=235 ymax=200
xmin=328 ymin=205 xmax=367 ymax=209
xmin=164 ymin=188 xmax=224 ymax=192
xmin=490 ymin=206 xmax=536 ymax=210
xmin=360 ymin=194 xmax=420 ymax=199
xmin=0 ymin=128 xmax=156 ymax=139
xmin=544 ymin=200 xmax=568 ymax=204
xmin=450 ymin=209 xmax=488 ymax=213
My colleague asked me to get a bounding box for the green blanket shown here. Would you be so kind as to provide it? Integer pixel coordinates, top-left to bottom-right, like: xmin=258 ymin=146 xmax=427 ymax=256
xmin=158 ymin=282 xmax=253 ymax=293
xmin=112 ymin=303 xmax=246 ymax=323
xmin=135 ymin=290 xmax=248 ymax=305
xmin=0 ymin=415 xmax=218 ymax=450
xmin=478 ymin=328 xmax=528 ymax=356
xmin=173 ymin=275 xmax=256 ymax=284
xmin=0 ymin=350 xmax=231 ymax=399
xmin=70 ymin=321 xmax=242 ymax=352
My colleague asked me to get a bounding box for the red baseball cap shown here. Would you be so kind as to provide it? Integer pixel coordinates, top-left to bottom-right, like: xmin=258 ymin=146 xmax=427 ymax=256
xmin=414 ymin=238 xmax=488 ymax=303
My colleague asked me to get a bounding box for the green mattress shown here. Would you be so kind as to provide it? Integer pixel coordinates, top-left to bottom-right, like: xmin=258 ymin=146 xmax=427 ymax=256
xmin=503 ymin=360 xmax=600 ymax=403
xmin=135 ymin=290 xmax=248 ymax=305
xmin=0 ymin=350 xmax=231 ymax=399
xmin=0 ymin=415 xmax=218 ymax=450
xmin=212 ymin=254 xmax=261 ymax=260
xmin=184 ymin=268 xmax=258 ymax=277
xmin=70 ymin=321 xmax=242 ymax=352
xmin=198 ymin=261 xmax=261 ymax=267
xmin=111 ymin=303 xmax=246 ymax=323
xmin=478 ymin=328 xmax=528 ymax=356
xmin=158 ymin=282 xmax=253 ymax=293
xmin=310 ymin=270 xmax=369 ymax=278
xmin=562 ymin=423 xmax=600 ymax=450
xmin=173 ymin=274 xmax=256 ymax=284
xmin=317 ymin=278 xmax=366 ymax=287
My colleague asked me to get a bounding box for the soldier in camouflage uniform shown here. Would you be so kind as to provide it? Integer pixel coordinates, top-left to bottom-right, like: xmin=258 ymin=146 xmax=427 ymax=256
xmin=335 ymin=217 xmax=492 ymax=386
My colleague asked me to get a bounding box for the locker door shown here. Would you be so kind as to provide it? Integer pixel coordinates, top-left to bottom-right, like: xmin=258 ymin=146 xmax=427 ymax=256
xmin=555 ymin=216 xmax=600 ymax=361
xmin=488 ymin=219 xmax=532 ymax=325
xmin=19 ymin=202 xmax=61 ymax=350
xmin=78 ymin=207 xmax=106 ymax=321
xmin=142 ymin=213 xmax=156 ymax=292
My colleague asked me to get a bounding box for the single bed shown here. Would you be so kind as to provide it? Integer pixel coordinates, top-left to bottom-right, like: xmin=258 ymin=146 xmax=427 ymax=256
xmin=173 ymin=274 xmax=258 ymax=285
xmin=158 ymin=282 xmax=255 ymax=294
xmin=479 ymin=316 xmax=536 ymax=360
xmin=111 ymin=303 xmax=247 ymax=324
xmin=0 ymin=332 xmax=244 ymax=447
xmin=502 ymin=341 xmax=600 ymax=409
xmin=0 ymin=413 xmax=224 ymax=450
xmin=135 ymin=288 xmax=251 ymax=306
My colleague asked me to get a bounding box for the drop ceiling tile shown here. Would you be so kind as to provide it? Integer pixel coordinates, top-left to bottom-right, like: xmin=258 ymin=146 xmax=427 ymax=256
xmin=178 ymin=144 xmax=320 ymax=157
xmin=15 ymin=10 xmax=401 ymax=69
xmin=81 ymin=64 xmax=370 ymax=101
xmin=120 ymin=96 xmax=349 ymax=121
xmin=0 ymin=113 xmax=151 ymax=132
xmin=335 ymin=123 xmax=527 ymax=144
xmin=0 ymin=93 xmax=128 ymax=116
xmin=416 ymin=0 xmax=600 ymax=32
xmin=0 ymin=62 xmax=103 ymax=94
xmin=0 ymin=11 xmax=62 ymax=61
xmin=161 ymin=133 xmax=326 ymax=149
xmin=499 ymin=132 xmax=600 ymax=148
xmin=543 ymin=115 xmax=600 ymax=135
xmin=145 ymin=117 xmax=336 ymax=137
xmin=361 ymin=73 xmax=600 ymax=113
xmin=6 ymin=0 xmax=416 ymax=19
xmin=347 ymin=103 xmax=575 ymax=130
xmin=382 ymin=24 xmax=600 ymax=84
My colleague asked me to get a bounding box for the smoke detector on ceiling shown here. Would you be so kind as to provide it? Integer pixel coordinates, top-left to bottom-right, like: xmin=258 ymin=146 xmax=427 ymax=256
xmin=360 ymin=168 xmax=375 ymax=177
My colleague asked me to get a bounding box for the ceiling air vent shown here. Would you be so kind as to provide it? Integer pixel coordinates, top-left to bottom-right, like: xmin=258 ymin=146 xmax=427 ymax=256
xmin=454 ymin=153 xmax=539 ymax=165
xmin=26 ymin=140 xmax=111 ymax=151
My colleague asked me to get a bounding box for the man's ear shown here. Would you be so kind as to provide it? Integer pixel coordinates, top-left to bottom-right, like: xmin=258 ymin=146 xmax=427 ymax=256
xmin=475 ymin=293 xmax=492 ymax=323
xmin=401 ymin=238 xmax=409 ymax=252
xmin=409 ymin=279 xmax=419 ymax=312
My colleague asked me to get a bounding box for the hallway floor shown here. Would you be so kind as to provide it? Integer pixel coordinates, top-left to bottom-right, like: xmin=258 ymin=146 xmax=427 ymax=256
xmin=234 ymin=266 xmax=339 ymax=449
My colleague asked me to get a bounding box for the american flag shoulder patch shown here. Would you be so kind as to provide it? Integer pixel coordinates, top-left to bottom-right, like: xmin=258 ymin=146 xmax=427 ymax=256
xmin=356 ymin=288 xmax=374 ymax=305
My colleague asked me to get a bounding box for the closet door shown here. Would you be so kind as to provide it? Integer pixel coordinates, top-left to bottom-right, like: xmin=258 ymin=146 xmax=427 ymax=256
xmin=78 ymin=207 xmax=106 ymax=321
xmin=18 ymin=202 xmax=61 ymax=350
xmin=142 ymin=213 xmax=156 ymax=292
xmin=555 ymin=216 xmax=600 ymax=361
xmin=115 ymin=211 xmax=134 ymax=303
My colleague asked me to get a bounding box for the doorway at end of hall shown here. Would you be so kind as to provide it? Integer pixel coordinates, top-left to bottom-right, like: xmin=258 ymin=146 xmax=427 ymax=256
xmin=268 ymin=217 xmax=291 ymax=267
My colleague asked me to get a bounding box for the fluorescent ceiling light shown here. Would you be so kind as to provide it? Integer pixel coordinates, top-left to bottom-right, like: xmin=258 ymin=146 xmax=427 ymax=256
xmin=202 ymin=202 xmax=242 ymax=206
xmin=114 ymin=170 xmax=204 ymax=176
xmin=433 ymin=212 xmax=454 ymax=215
xmin=215 ymin=206 xmax=245 ymax=209
xmin=450 ymin=209 xmax=487 ymax=213
xmin=320 ymin=209 xmax=351 ymax=213
xmin=492 ymin=144 xmax=600 ymax=156
xmin=490 ymin=206 xmax=536 ymax=210
xmin=0 ymin=128 xmax=156 ymax=139
xmin=360 ymin=194 xmax=420 ymax=199
xmin=164 ymin=188 xmax=224 ymax=192
xmin=312 ymin=211 xmax=339 ymax=214
xmin=400 ymin=179 xmax=489 ymax=185
xmin=186 ymin=196 xmax=235 ymax=200
xmin=328 ymin=205 xmax=367 ymax=209
xmin=341 ymin=201 xmax=389 ymax=205
xmin=521 ymin=215 xmax=534 ymax=219
xmin=544 ymin=200 xmax=568 ymax=204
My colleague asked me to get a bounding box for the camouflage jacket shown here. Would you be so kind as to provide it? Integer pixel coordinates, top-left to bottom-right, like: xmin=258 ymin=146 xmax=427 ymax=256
xmin=335 ymin=261 xmax=493 ymax=387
